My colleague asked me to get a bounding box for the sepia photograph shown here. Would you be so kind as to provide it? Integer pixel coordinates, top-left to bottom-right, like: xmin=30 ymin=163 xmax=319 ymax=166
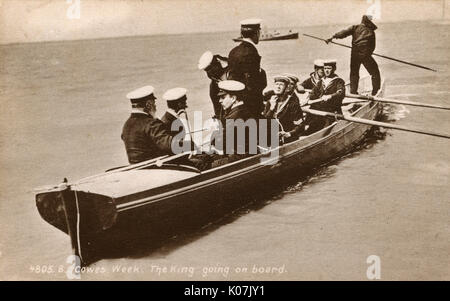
xmin=0 ymin=0 xmax=449 ymax=282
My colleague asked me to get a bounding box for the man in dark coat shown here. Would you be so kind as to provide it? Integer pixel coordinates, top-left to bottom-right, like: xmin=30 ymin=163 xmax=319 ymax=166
xmin=326 ymin=15 xmax=381 ymax=95
xmin=228 ymin=19 xmax=267 ymax=118
xmin=160 ymin=87 xmax=200 ymax=154
xmin=263 ymin=75 xmax=305 ymax=143
xmin=210 ymin=80 xmax=254 ymax=160
xmin=198 ymin=51 xmax=229 ymax=119
xmin=160 ymin=87 xmax=189 ymax=137
xmin=121 ymin=86 xmax=177 ymax=164
xmin=304 ymin=60 xmax=346 ymax=134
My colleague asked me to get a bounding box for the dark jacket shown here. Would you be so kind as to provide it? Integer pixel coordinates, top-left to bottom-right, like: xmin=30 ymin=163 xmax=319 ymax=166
xmin=309 ymin=74 xmax=346 ymax=114
xmin=300 ymin=72 xmax=322 ymax=90
xmin=161 ymin=111 xmax=199 ymax=152
xmin=213 ymin=104 xmax=253 ymax=155
xmin=121 ymin=113 xmax=174 ymax=164
xmin=161 ymin=111 xmax=185 ymax=137
xmin=263 ymin=93 xmax=304 ymax=139
xmin=228 ymin=41 xmax=267 ymax=116
xmin=333 ymin=15 xmax=377 ymax=57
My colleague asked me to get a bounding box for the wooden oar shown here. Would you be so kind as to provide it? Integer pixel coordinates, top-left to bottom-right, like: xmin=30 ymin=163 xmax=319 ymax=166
xmin=302 ymin=89 xmax=450 ymax=110
xmin=346 ymin=93 xmax=450 ymax=110
xmin=303 ymin=107 xmax=450 ymax=139
xmin=303 ymin=34 xmax=438 ymax=72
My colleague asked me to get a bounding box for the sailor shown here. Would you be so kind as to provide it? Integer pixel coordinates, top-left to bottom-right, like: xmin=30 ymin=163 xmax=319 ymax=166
xmin=228 ymin=18 xmax=267 ymax=118
xmin=263 ymin=75 xmax=304 ymax=143
xmin=211 ymin=80 xmax=253 ymax=158
xmin=161 ymin=87 xmax=189 ymax=137
xmin=283 ymin=73 xmax=300 ymax=95
xmin=121 ymin=86 xmax=177 ymax=164
xmin=198 ymin=51 xmax=229 ymax=118
xmin=326 ymin=14 xmax=381 ymax=95
xmin=305 ymin=59 xmax=346 ymax=134
xmin=161 ymin=87 xmax=199 ymax=153
xmin=263 ymin=73 xmax=299 ymax=103
xmin=297 ymin=59 xmax=325 ymax=92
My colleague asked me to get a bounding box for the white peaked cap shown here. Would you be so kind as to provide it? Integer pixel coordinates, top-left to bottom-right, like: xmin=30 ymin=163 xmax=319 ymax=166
xmin=163 ymin=87 xmax=187 ymax=102
xmin=240 ymin=18 xmax=262 ymax=27
xmin=217 ymin=80 xmax=245 ymax=96
xmin=126 ymin=85 xmax=155 ymax=101
xmin=198 ymin=51 xmax=214 ymax=70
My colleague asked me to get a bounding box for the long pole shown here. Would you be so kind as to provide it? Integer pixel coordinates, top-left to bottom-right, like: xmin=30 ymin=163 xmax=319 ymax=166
xmin=302 ymin=107 xmax=450 ymax=139
xmin=303 ymin=34 xmax=438 ymax=72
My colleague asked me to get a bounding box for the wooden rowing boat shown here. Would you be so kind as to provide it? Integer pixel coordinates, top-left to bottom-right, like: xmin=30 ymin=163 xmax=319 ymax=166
xmin=35 ymin=76 xmax=385 ymax=265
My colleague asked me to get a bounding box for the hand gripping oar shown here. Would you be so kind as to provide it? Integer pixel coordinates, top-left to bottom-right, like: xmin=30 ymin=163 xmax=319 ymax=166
xmin=303 ymin=34 xmax=438 ymax=72
xmin=345 ymin=93 xmax=450 ymax=111
xmin=302 ymin=107 xmax=450 ymax=139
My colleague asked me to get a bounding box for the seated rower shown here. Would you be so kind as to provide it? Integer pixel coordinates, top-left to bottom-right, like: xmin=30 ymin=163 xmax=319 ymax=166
xmin=283 ymin=73 xmax=300 ymax=94
xmin=121 ymin=86 xmax=177 ymax=164
xmin=304 ymin=59 xmax=346 ymax=134
xmin=263 ymin=73 xmax=299 ymax=103
xmin=198 ymin=51 xmax=229 ymax=119
xmin=262 ymin=75 xmax=305 ymax=143
xmin=297 ymin=59 xmax=325 ymax=92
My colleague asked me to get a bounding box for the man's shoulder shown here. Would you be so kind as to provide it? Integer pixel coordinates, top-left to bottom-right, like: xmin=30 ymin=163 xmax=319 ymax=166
xmin=332 ymin=75 xmax=345 ymax=84
xmin=225 ymin=105 xmax=252 ymax=120
xmin=126 ymin=112 xmax=150 ymax=123
xmin=229 ymin=41 xmax=257 ymax=56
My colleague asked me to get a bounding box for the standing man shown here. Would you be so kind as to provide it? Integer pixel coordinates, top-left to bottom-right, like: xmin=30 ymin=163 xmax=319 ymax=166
xmin=305 ymin=60 xmax=345 ymax=134
xmin=326 ymin=14 xmax=380 ymax=95
xmin=198 ymin=51 xmax=229 ymax=118
xmin=121 ymin=86 xmax=177 ymax=164
xmin=228 ymin=18 xmax=267 ymax=118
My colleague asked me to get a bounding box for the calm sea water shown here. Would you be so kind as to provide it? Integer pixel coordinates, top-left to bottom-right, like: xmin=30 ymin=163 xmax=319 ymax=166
xmin=0 ymin=21 xmax=449 ymax=280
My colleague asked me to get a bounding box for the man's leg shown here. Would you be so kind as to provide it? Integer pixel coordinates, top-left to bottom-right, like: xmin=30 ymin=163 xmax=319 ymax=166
xmin=362 ymin=56 xmax=381 ymax=95
xmin=350 ymin=52 xmax=362 ymax=94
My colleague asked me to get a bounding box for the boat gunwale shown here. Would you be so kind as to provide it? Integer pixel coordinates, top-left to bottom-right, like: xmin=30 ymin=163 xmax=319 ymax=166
xmin=114 ymin=100 xmax=381 ymax=212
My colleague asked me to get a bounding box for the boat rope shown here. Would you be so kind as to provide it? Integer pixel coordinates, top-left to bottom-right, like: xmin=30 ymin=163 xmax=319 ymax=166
xmin=74 ymin=190 xmax=84 ymax=264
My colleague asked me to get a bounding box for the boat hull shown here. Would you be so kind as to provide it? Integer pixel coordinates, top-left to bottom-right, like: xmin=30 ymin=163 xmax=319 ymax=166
xmin=35 ymin=77 xmax=385 ymax=265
